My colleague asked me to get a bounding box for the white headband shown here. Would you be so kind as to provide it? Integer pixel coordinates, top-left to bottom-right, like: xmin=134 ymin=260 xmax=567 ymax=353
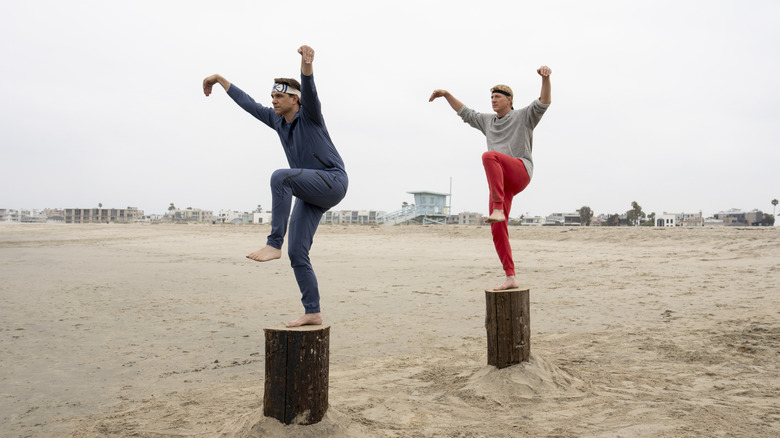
xmin=272 ymin=82 xmax=301 ymax=97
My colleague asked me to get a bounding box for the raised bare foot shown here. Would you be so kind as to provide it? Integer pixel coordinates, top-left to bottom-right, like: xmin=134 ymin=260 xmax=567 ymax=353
xmin=486 ymin=209 xmax=506 ymax=223
xmin=246 ymin=245 xmax=282 ymax=262
xmin=492 ymin=275 xmax=520 ymax=291
xmin=286 ymin=313 xmax=323 ymax=327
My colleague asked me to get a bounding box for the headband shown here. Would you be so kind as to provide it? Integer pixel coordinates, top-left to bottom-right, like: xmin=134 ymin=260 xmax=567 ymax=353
xmin=491 ymin=89 xmax=512 ymax=98
xmin=272 ymin=82 xmax=301 ymax=97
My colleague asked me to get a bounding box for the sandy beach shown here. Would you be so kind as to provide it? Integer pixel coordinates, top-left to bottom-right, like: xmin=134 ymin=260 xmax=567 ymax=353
xmin=1 ymin=223 xmax=778 ymax=437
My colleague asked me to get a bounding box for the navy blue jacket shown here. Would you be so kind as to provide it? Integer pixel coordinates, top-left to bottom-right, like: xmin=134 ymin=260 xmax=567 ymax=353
xmin=227 ymin=73 xmax=346 ymax=174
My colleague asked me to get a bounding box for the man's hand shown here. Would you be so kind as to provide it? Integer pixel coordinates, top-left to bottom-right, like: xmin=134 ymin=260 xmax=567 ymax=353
xmin=203 ymin=74 xmax=230 ymax=96
xmin=298 ymin=45 xmax=315 ymax=64
xmin=428 ymin=89 xmax=464 ymax=112
xmin=537 ymin=66 xmax=552 ymax=77
xmin=428 ymin=89 xmax=449 ymax=102
xmin=299 ymin=45 xmax=315 ymax=76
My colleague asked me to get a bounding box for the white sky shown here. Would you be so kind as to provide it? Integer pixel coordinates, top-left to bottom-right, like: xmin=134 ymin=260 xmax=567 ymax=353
xmin=2 ymin=0 xmax=778 ymax=219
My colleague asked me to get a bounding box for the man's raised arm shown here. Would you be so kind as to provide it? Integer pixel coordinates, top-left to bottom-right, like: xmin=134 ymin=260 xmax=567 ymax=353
xmin=537 ymin=66 xmax=552 ymax=105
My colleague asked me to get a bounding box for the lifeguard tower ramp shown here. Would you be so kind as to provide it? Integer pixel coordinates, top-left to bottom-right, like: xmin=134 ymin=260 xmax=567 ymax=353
xmin=377 ymin=191 xmax=450 ymax=226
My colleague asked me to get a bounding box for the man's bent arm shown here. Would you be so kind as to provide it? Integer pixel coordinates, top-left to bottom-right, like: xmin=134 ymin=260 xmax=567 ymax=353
xmin=537 ymin=66 xmax=552 ymax=104
xmin=203 ymin=74 xmax=231 ymax=96
xmin=429 ymin=89 xmax=464 ymax=112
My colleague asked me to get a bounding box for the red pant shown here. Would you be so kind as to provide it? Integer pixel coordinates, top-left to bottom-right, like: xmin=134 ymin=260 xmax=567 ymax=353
xmin=482 ymin=151 xmax=531 ymax=276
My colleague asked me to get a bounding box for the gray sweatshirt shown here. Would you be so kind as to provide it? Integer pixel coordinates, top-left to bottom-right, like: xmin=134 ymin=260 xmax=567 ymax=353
xmin=457 ymin=99 xmax=549 ymax=179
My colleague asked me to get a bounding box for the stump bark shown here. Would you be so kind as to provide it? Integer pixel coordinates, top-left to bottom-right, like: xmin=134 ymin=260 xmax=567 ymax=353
xmin=263 ymin=324 xmax=329 ymax=425
xmin=485 ymin=288 xmax=530 ymax=369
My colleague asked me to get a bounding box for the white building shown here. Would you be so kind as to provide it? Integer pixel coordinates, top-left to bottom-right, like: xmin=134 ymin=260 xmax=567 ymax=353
xmin=321 ymin=210 xmax=386 ymax=224
xmin=165 ymin=208 xmax=214 ymax=223
xmin=521 ymin=216 xmax=544 ymax=226
xmin=252 ymin=212 xmax=272 ymax=224
xmin=655 ymin=212 xmax=703 ymax=227
xmin=217 ymin=210 xmax=245 ymax=223
xmin=0 ymin=209 xmax=47 ymax=223
xmin=545 ymin=212 xmax=580 ymax=226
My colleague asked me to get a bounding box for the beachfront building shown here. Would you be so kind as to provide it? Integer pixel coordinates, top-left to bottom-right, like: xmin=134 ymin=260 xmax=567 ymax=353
xmin=321 ymin=209 xmax=386 ymax=224
xmin=714 ymin=209 xmax=768 ymax=226
xmin=63 ymin=207 xmax=144 ymax=224
xmin=656 ymin=211 xmax=703 ymax=227
xmin=545 ymin=212 xmax=580 ymax=226
xmin=454 ymin=211 xmax=484 ymax=225
xmin=217 ymin=209 xmax=244 ymax=224
xmin=0 ymin=208 xmax=48 ymax=223
xmin=137 ymin=213 xmax=164 ymax=222
xmin=215 ymin=210 xmax=269 ymax=224
xmin=165 ymin=208 xmax=214 ymax=223
xmin=251 ymin=212 xmax=272 ymax=224
xmin=657 ymin=213 xmax=676 ymax=227
xmin=521 ymin=215 xmax=544 ymax=226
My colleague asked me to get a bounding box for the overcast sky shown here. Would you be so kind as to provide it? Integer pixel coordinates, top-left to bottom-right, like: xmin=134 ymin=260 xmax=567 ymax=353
xmin=2 ymin=0 xmax=778 ymax=219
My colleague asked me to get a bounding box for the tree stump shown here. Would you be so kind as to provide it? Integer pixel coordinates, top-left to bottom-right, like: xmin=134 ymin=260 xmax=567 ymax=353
xmin=263 ymin=324 xmax=330 ymax=425
xmin=485 ymin=288 xmax=530 ymax=369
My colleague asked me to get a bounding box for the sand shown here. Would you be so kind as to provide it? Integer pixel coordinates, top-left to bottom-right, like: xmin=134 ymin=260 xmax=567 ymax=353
xmin=1 ymin=223 xmax=778 ymax=437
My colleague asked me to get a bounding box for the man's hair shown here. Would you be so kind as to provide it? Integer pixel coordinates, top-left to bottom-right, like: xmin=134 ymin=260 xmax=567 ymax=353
xmin=274 ymin=77 xmax=302 ymax=104
xmin=491 ymin=84 xmax=514 ymax=110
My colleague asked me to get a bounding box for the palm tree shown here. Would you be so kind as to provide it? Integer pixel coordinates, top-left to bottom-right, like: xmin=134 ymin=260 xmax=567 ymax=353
xmin=772 ymin=198 xmax=778 ymax=219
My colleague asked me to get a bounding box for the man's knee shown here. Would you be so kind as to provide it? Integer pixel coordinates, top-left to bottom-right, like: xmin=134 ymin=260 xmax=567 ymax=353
xmin=482 ymin=151 xmax=500 ymax=163
xmin=270 ymin=169 xmax=287 ymax=187
xmin=270 ymin=169 xmax=298 ymax=188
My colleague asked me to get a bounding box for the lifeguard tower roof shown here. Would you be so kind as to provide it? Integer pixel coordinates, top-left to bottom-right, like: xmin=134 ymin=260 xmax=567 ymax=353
xmin=406 ymin=191 xmax=450 ymax=197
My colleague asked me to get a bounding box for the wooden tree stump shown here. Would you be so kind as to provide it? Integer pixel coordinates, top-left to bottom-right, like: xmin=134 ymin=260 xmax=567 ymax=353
xmin=263 ymin=324 xmax=330 ymax=425
xmin=485 ymin=288 xmax=530 ymax=369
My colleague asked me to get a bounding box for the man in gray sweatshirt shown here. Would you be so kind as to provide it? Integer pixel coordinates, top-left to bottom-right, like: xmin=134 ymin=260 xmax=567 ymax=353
xmin=429 ymin=66 xmax=552 ymax=290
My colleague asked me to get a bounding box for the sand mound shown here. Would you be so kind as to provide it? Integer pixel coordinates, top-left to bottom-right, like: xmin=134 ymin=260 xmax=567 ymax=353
xmin=236 ymin=408 xmax=370 ymax=438
xmin=462 ymin=354 xmax=586 ymax=403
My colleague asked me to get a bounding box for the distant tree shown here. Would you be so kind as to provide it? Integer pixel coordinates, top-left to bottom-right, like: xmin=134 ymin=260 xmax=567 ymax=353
xmin=756 ymin=210 xmax=775 ymax=226
xmin=606 ymin=214 xmax=621 ymax=226
xmin=773 ymin=198 xmax=778 ymax=217
xmin=98 ymin=202 xmax=102 ymax=208
xmin=626 ymin=201 xmax=646 ymax=226
xmin=577 ymin=206 xmax=593 ymax=226
xmin=256 ymin=204 xmax=263 ymax=213
xmin=168 ymin=203 xmax=176 ymax=213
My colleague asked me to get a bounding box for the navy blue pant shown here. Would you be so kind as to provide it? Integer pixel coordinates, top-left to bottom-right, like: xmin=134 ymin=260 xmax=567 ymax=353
xmin=267 ymin=168 xmax=347 ymax=314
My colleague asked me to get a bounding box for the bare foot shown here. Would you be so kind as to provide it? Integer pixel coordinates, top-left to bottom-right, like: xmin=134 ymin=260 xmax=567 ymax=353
xmin=286 ymin=313 xmax=323 ymax=327
xmin=492 ymin=275 xmax=520 ymax=291
xmin=246 ymin=245 xmax=281 ymax=262
xmin=486 ymin=209 xmax=506 ymax=223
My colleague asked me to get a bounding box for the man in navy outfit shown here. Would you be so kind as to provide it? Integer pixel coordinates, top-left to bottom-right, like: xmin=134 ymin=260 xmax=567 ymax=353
xmin=203 ymin=45 xmax=348 ymax=327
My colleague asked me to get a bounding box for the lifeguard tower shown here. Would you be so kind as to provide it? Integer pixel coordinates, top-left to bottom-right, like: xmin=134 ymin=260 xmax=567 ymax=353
xmin=377 ymin=191 xmax=451 ymax=225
